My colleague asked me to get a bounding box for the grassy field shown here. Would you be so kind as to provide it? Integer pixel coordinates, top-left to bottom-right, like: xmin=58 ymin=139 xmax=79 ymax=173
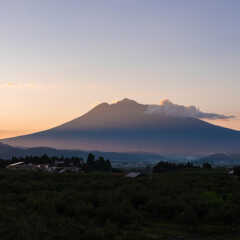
xmin=0 ymin=168 xmax=239 ymax=239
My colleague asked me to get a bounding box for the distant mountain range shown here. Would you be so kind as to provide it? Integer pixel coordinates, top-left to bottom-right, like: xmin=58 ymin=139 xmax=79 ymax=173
xmin=0 ymin=142 xmax=165 ymax=165
xmin=2 ymin=98 xmax=240 ymax=155
xmin=197 ymin=153 xmax=240 ymax=166
xmin=1 ymin=142 xmax=240 ymax=167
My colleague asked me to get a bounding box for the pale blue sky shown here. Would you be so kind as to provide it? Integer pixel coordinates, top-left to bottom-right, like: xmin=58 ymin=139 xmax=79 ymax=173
xmin=0 ymin=0 xmax=240 ymax=136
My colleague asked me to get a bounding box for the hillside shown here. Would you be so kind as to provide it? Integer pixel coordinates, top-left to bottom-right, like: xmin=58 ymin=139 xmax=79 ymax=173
xmin=197 ymin=153 xmax=240 ymax=166
xmin=0 ymin=143 xmax=165 ymax=166
xmin=2 ymin=99 xmax=240 ymax=155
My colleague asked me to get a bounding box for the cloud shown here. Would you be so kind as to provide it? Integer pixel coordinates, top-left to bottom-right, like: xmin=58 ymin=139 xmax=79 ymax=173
xmin=0 ymin=82 xmax=17 ymax=88
xmin=0 ymin=82 xmax=37 ymax=88
xmin=145 ymin=99 xmax=235 ymax=120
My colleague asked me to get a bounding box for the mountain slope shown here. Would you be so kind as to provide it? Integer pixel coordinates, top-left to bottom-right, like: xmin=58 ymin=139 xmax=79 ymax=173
xmin=196 ymin=153 xmax=240 ymax=166
xmin=2 ymin=99 xmax=240 ymax=154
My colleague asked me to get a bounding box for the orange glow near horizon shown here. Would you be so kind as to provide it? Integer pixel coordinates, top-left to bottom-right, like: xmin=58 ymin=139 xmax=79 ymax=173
xmin=0 ymin=130 xmax=38 ymax=139
xmin=205 ymin=118 xmax=240 ymax=131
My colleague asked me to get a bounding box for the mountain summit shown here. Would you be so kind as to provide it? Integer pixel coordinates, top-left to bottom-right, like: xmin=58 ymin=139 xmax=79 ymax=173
xmin=2 ymin=99 xmax=240 ymax=155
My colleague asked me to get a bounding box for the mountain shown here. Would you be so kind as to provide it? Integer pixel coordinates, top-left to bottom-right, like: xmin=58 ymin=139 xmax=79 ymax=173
xmin=196 ymin=153 xmax=240 ymax=166
xmin=2 ymin=98 xmax=240 ymax=155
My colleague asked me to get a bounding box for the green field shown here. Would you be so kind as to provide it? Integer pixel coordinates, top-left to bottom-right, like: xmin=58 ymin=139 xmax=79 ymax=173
xmin=0 ymin=168 xmax=240 ymax=240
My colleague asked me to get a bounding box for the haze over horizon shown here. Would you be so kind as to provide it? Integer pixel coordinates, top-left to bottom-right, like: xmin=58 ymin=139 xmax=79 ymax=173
xmin=1 ymin=0 xmax=240 ymax=138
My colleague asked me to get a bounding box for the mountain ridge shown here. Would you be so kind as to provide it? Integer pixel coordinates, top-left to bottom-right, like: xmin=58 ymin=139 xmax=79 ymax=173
xmin=2 ymin=99 xmax=240 ymax=155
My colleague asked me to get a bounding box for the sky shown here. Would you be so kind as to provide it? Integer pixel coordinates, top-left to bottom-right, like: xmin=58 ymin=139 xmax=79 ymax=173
xmin=0 ymin=0 xmax=240 ymax=138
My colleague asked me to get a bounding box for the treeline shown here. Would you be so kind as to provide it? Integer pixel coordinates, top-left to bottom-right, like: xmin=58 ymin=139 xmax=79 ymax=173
xmin=85 ymin=153 xmax=112 ymax=172
xmin=0 ymin=153 xmax=112 ymax=172
xmin=153 ymin=161 xmax=212 ymax=173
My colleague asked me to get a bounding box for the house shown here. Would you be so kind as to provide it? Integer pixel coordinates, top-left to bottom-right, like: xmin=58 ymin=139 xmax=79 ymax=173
xmin=36 ymin=164 xmax=49 ymax=170
xmin=6 ymin=160 xmax=83 ymax=174
xmin=7 ymin=162 xmax=25 ymax=169
xmin=125 ymin=172 xmax=142 ymax=178
xmin=58 ymin=168 xmax=66 ymax=174
xmin=54 ymin=160 xmax=65 ymax=167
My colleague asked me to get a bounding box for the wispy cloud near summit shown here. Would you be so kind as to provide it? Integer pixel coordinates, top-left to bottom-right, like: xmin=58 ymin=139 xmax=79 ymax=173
xmin=145 ymin=100 xmax=235 ymax=120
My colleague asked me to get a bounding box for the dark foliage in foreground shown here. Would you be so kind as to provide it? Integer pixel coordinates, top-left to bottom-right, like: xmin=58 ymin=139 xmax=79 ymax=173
xmin=0 ymin=168 xmax=239 ymax=239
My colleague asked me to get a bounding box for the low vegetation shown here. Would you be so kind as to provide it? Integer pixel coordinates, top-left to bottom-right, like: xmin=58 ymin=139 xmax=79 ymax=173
xmin=0 ymin=165 xmax=239 ymax=239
